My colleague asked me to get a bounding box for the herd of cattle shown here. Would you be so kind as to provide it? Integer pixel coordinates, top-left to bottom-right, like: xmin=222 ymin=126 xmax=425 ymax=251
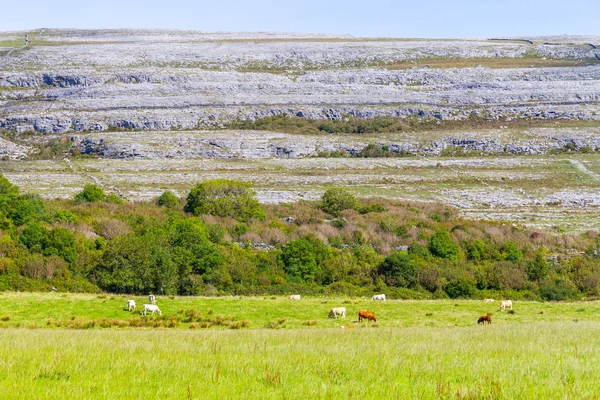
xmin=125 ymin=294 xmax=162 ymax=316
xmin=124 ymin=293 xmax=513 ymax=326
xmin=292 ymin=294 xmax=512 ymax=328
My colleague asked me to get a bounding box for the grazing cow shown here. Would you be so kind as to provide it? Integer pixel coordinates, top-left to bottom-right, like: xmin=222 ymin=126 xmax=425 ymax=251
xmin=500 ymin=300 xmax=513 ymax=311
xmin=371 ymin=294 xmax=386 ymax=301
xmin=341 ymin=325 xmax=356 ymax=329
xmin=142 ymin=304 xmax=161 ymax=316
xmin=328 ymin=307 xmax=346 ymax=319
xmin=148 ymin=294 xmax=156 ymax=305
xmin=126 ymin=300 xmax=136 ymax=312
xmin=477 ymin=315 xmax=492 ymax=325
xmin=288 ymin=295 xmax=301 ymax=300
xmin=358 ymin=310 xmax=377 ymax=322
xmin=484 ymin=298 xmax=495 ymax=303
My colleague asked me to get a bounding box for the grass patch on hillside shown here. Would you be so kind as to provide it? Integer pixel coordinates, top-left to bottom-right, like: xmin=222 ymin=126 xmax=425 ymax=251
xmin=383 ymin=57 xmax=597 ymax=69
xmin=224 ymin=114 xmax=600 ymax=137
xmin=234 ymin=56 xmax=599 ymax=74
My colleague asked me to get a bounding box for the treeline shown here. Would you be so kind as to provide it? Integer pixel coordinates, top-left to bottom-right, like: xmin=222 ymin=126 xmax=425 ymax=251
xmin=1 ymin=175 xmax=600 ymax=300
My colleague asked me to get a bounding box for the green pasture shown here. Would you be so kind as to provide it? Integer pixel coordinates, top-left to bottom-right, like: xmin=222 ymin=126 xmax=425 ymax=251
xmin=2 ymin=293 xmax=600 ymax=329
xmin=2 ymin=294 xmax=600 ymax=398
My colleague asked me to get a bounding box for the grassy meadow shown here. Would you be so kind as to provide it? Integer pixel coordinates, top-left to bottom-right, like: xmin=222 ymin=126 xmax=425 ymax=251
xmin=1 ymin=294 xmax=600 ymax=398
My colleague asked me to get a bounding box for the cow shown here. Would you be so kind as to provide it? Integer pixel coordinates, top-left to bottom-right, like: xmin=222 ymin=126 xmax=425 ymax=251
xmin=288 ymin=295 xmax=301 ymax=300
xmin=328 ymin=307 xmax=346 ymax=319
xmin=477 ymin=315 xmax=492 ymax=325
xmin=148 ymin=294 xmax=156 ymax=305
xmin=500 ymin=300 xmax=513 ymax=311
xmin=371 ymin=294 xmax=386 ymax=301
xmin=484 ymin=298 xmax=495 ymax=303
xmin=142 ymin=304 xmax=161 ymax=316
xmin=358 ymin=310 xmax=376 ymax=322
xmin=126 ymin=300 xmax=136 ymax=312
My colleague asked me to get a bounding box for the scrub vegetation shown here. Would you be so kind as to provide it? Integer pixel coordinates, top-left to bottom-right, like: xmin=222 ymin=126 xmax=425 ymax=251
xmin=1 ymin=174 xmax=600 ymax=300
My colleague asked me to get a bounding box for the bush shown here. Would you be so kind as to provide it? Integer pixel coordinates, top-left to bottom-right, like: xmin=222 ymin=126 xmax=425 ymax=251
xmin=321 ymin=188 xmax=358 ymax=216
xmin=280 ymin=239 xmax=318 ymax=282
xmin=445 ymin=279 xmax=476 ymax=298
xmin=377 ymin=252 xmax=416 ymax=288
xmin=428 ymin=231 xmax=460 ymax=260
xmin=184 ymin=179 xmax=265 ymax=222
xmin=527 ymin=248 xmax=549 ymax=281
xmin=74 ymin=185 xmax=105 ymax=204
xmin=539 ymin=277 xmax=580 ymax=301
xmin=358 ymin=204 xmax=386 ymax=214
xmin=501 ymin=241 xmax=523 ymax=262
xmin=157 ymin=191 xmax=179 ymax=208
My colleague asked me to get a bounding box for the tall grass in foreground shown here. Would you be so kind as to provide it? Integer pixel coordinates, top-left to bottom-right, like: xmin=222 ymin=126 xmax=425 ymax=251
xmin=1 ymin=322 xmax=599 ymax=399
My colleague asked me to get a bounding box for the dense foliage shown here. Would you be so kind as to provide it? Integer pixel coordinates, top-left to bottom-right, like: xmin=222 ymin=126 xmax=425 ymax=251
xmin=184 ymin=179 xmax=266 ymax=222
xmin=1 ymin=174 xmax=600 ymax=300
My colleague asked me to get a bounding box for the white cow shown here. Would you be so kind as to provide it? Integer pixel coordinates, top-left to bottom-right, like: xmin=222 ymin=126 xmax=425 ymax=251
xmin=148 ymin=294 xmax=156 ymax=305
xmin=484 ymin=298 xmax=495 ymax=303
xmin=288 ymin=295 xmax=301 ymax=300
xmin=126 ymin=300 xmax=136 ymax=312
xmin=500 ymin=300 xmax=513 ymax=311
xmin=372 ymin=294 xmax=386 ymax=301
xmin=142 ymin=304 xmax=162 ymax=316
xmin=328 ymin=307 xmax=346 ymax=319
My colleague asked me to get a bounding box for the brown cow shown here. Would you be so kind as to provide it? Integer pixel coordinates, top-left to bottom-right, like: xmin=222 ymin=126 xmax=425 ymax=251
xmin=358 ymin=310 xmax=376 ymax=322
xmin=477 ymin=315 xmax=492 ymax=325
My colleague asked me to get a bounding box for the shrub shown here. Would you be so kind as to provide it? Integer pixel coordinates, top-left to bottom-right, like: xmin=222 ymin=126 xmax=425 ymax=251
xmin=527 ymin=248 xmax=549 ymax=281
xmin=501 ymin=241 xmax=523 ymax=262
xmin=184 ymin=179 xmax=265 ymax=222
xmin=157 ymin=191 xmax=179 ymax=208
xmin=321 ymin=188 xmax=358 ymax=216
xmin=377 ymin=252 xmax=416 ymax=288
xmin=539 ymin=277 xmax=580 ymax=301
xmin=74 ymin=185 xmax=105 ymax=204
xmin=280 ymin=239 xmax=318 ymax=282
xmin=105 ymin=193 xmax=124 ymax=205
xmin=428 ymin=231 xmax=460 ymax=260
xmin=445 ymin=279 xmax=476 ymax=298
xmin=207 ymin=224 xmax=225 ymax=244
xmin=53 ymin=210 xmax=77 ymax=224
xmin=358 ymin=204 xmax=386 ymax=214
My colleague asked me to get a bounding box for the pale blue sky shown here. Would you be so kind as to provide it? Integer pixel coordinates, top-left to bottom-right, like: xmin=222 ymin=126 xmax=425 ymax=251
xmin=1 ymin=0 xmax=598 ymax=38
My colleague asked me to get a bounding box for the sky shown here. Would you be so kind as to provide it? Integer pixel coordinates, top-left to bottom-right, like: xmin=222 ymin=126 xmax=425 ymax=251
xmin=0 ymin=0 xmax=598 ymax=38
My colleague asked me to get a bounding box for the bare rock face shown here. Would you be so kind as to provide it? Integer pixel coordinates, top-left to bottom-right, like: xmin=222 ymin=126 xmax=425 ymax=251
xmin=1 ymin=30 xmax=599 ymax=134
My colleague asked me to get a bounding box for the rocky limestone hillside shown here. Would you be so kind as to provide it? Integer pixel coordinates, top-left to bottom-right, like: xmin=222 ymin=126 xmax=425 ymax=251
xmin=1 ymin=29 xmax=600 ymax=231
xmin=1 ymin=29 xmax=599 ymax=135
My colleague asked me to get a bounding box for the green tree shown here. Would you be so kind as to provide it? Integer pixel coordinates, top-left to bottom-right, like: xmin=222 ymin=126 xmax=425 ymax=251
xmin=527 ymin=248 xmax=549 ymax=281
xmin=501 ymin=241 xmax=523 ymax=262
xmin=44 ymin=227 xmax=77 ymax=264
xmin=53 ymin=209 xmax=77 ymax=224
xmin=321 ymin=188 xmax=359 ymax=216
xmin=74 ymin=184 xmax=105 ymax=204
xmin=377 ymin=252 xmax=417 ymax=288
xmin=19 ymin=223 xmax=49 ymax=253
xmin=10 ymin=195 xmax=46 ymax=226
xmin=157 ymin=191 xmax=179 ymax=208
xmin=280 ymin=239 xmax=318 ymax=282
xmin=445 ymin=279 xmax=476 ymax=298
xmin=0 ymin=174 xmax=19 ymax=211
xmin=428 ymin=231 xmax=460 ymax=260
xmin=184 ymin=179 xmax=265 ymax=222
xmin=93 ymin=233 xmax=177 ymax=295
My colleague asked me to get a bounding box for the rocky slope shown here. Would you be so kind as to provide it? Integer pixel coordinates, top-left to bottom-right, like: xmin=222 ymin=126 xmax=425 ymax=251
xmin=1 ymin=29 xmax=599 ymax=134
